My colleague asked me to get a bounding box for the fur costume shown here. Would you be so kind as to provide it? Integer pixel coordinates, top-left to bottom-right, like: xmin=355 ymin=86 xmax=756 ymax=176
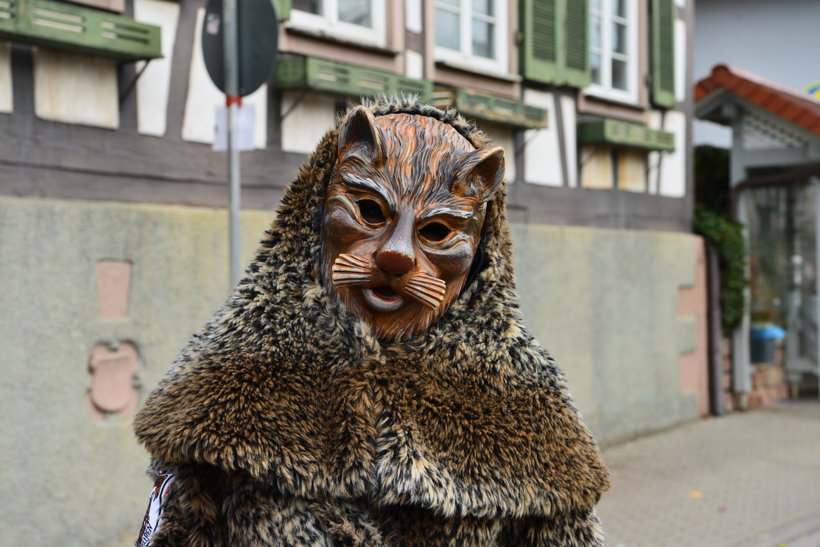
xmin=134 ymin=99 xmax=610 ymax=546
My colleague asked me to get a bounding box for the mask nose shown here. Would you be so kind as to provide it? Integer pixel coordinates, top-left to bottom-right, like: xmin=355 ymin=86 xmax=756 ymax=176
xmin=375 ymin=249 xmax=415 ymax=277
xmin=375 ymin=212 xmax=416 ymax=277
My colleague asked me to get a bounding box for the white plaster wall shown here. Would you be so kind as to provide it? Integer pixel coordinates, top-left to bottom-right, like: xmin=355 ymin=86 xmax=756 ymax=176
xmin=561 ymin=94 xmax=578 ymax=188
xmin=522 ymin=90 xmax=576 ymax=187
xmin=483 ymin=124 xmax=516 ymax=183
xmin=405 ymin=0 xmax=422 ymax=33
xmin=648 ymin=147 xmax=659 ymax=194
xmin=134 ymin=0 xmax=180 ymax=137
xmin=674 ymin=18 xmax=686 ymax=103
xmin=405 ymin=50 xmax=423 ymax=80
xmin=522 ymin=89 xmax=562 ymax=186
xmin=0 ymin=42 xmax=10 ymax=113
xmin=182 ymin=7 xmax=267 ymax=148
xmin=33 ymin=50 xmax=118 ymax=129
xmin=280 ymin=91 xmax=337 ymax=154
xmin=649 ymin=110 xmax=687 ymax=198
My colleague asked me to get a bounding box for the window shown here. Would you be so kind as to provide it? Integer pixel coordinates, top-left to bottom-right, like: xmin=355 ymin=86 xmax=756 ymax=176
xmin=291 ymin=0 xmax=386 ymax=46
xmin=434 ymin=0 xmax=508 ymax=75
xmin=587 ymin=0 xmax=638 ymax=103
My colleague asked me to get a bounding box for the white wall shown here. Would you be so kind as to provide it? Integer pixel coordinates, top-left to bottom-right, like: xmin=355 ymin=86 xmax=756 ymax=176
xmin=280 ymin=91 xmax=337 ymax=154
xmin=522 ymin=89 xmax=577 ymax=187
xmin=404 ymin=51 xmax=423 ymax=80
xmin=649 ymin=110 xmax=687 ymax=197
xmin=0 ymin=42 xmax=11 ymax=113
xmin=404 ymin=0 xmax=422 ymax=33
xmin=134 ymin=0 xmax=180 ymax=137
xmin=482 ymin=123 xmax=516 ymax=183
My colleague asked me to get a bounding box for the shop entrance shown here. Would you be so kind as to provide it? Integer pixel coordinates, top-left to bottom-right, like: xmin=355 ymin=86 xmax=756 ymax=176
xmin=746 ymin=180 xmax=820 ymax=396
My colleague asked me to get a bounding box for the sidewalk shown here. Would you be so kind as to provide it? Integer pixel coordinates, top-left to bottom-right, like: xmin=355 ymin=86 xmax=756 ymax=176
xmin=597 ymin=401 xmax=820 ymax=547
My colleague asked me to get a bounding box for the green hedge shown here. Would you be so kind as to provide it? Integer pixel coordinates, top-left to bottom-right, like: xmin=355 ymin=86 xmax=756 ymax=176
xmin=694 ymin=145 xmax=747 ymax=331
xmin=694 ymin=209 xmax=746 ymax=331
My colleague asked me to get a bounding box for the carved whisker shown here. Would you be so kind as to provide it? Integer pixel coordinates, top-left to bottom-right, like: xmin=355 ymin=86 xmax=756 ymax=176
xmin=406 ymin=285 xmax=446 ymax=301
xmin=331 ymin=253 xmax=375 ymax=287
xmin=333 ymin=267 xmax=372 ymax=274
xmin=407 ymin=274 xmax=446 ymax=292
xmin=404 ymin=273 xmax=446 ymax=310
xmin=333 ymin=275 xmax=370 ymax=287
xmin=408 ymin=291 xmax=445 ymax=306
xmin=406 ymin=279 xmax=446 ymax=294
xmin=334 ymin=253 xmax=372 ymax=269
xmin=405 ymin=280 xmax=446 ymax=296
xmin=413 ymin=272 xmax=447 ymax=284
xmin=405 ymin=287 xmax=444 ymax=310
xmin=332 ymin=272 xmax=372 ymax=281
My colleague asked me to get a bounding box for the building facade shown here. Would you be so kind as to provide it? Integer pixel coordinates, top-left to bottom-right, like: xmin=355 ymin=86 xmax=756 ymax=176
xmin=0 ymin=1 xmax=706 ymax=544
xmin=694 ymin=0 xmax=820 ymax=405
xmin=696 ymin=66 xmax=820 ymax=404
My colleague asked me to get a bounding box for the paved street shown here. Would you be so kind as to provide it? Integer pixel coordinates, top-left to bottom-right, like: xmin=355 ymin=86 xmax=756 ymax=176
xmin=598 ymin=401 xmax=820 ymax=547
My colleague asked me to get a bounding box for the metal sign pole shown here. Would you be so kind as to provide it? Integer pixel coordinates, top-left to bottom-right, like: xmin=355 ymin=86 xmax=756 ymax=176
xmin=203 ymin=0 xmax=277 ymax=286
xmin=224 ymin=0 xmax=241 ymax=286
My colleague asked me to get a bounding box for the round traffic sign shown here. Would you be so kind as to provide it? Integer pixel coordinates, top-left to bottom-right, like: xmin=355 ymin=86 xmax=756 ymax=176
xmin=202 ymin=0 xmax=279 ymax=97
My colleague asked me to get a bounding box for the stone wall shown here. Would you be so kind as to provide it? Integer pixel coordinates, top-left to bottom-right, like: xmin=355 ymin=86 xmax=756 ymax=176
xmin=1 ymin=197 xmax=707 ymax=545
xmin=511 ymin=224 xmax=706 ymax=444
xmin=0 ymin=196 xmax=272 ymax=546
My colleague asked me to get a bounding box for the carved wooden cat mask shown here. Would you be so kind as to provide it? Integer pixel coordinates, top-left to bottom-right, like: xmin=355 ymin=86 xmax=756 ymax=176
xmin=321 ymin=106 xmax=505 ymax=341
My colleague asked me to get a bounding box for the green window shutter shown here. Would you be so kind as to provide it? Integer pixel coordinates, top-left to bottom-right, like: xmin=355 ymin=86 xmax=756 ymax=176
xmin=273 ymin=0 xmax=290 ymax=21
xmin=0 ymin=0 xmax=161 ymax=60
xmin=562 ymin=0 xmax=590 ymax=87
xmin=277 ymin=57 xmax=433 ymax=102
xmin=520 ymin=0 xmax=560 ymax=84
xmin=651 ymin=0 xmax=675 ymax=107
xmin=520 ymin=0 xmax=589 ymax=88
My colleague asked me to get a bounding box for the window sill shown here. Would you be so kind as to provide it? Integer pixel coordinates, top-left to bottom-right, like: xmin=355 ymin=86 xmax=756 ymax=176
xmin=283 ymin=23 xmax=399 ymax=55
xmin=579 ymin=93 xmax=651 ymax=125
xmin=434 ymin=59 xmax=521 ymax=83
xmin=583 ymin=86 xmax=641 ymax=108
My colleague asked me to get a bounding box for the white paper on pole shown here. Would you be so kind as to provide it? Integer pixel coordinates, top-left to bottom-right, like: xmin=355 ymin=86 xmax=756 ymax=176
xmin=213 ymin=104 xmax=256 ymax=151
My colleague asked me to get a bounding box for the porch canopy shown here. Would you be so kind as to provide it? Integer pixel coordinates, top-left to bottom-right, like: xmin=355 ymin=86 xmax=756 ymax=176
xmin=695 ymin=64 xmax=820 ymax=401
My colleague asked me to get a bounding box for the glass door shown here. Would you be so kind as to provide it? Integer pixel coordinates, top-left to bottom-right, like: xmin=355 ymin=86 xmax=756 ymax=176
xmin=746 ymin=181 xmax=818 ymax=392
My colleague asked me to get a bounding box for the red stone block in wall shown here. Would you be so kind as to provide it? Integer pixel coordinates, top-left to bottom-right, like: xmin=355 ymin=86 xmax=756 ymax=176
xmin=86 ymin=342 xmax=139 ymax=421
xmin=96 ymin=260 xmax=131 ymax=318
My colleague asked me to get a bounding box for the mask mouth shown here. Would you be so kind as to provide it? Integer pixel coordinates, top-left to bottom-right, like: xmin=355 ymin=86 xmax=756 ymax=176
xmin=362 ymin=285 xmax=404 ymax=312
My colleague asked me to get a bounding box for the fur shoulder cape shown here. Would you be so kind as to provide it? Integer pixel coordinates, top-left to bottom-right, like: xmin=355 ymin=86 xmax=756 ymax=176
xmin=134 ymin=100 xmax=609 ymax=529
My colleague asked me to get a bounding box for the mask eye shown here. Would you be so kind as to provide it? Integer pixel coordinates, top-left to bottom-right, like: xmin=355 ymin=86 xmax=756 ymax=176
xmin=357 ymin=199 xmax=386 ymax=224
xmin=419 ymin=222 xmax=452 ymax=243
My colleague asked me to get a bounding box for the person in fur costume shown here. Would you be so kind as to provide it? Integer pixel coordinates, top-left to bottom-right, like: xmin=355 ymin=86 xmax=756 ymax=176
xmin=133 ymin=99 xmax=610 ymax=546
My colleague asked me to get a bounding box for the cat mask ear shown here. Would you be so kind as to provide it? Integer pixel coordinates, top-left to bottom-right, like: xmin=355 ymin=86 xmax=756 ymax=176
xmin=338 ymin=106 xmax=385 ymax=166
xmin=453 ymin=146 xmax=506 ymax=203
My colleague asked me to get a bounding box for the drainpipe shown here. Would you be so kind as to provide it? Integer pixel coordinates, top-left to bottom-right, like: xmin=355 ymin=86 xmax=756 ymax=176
xmin=706 ymin=245 xmax=725 ymax=416
xmin=729 ymin=117 xmax=751 ymax=410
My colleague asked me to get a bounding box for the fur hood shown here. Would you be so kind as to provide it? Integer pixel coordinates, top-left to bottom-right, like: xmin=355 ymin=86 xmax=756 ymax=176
xmin=134 ymin=99 xmax=609 ymax=536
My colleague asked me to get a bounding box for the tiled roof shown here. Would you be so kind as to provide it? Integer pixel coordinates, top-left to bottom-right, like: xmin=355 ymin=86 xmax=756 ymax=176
xmin=695 ymin=64 xmax=820 ymax=135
